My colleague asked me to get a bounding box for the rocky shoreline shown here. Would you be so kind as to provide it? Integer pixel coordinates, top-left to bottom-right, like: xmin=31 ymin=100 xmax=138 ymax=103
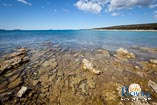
xmin=0 ymin=43 xmax=157 ymax=105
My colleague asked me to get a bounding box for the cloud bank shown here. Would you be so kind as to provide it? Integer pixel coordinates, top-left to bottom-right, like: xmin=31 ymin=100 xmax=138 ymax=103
xmin=75 ymin=0 xmax=157 ymax=14
xmin=17 ymin=0 xmax=32 ymax=6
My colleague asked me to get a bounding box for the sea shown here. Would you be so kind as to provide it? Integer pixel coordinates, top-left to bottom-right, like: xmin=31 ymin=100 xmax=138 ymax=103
xmin=0 ymin=30 xmax=157 ymax=56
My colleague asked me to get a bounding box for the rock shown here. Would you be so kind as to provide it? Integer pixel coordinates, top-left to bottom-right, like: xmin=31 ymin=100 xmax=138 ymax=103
xmin=0 ymin=48 xmax=29 ymax=74
xmin=134 ymin=66 xmax=140 ymax=69
xmin=148 ymin=80 xmax=157 ymax=94
xmin=103 ymin=90 xmax=118 ymax=104
xmin=97 ymin=49 xmax=110 ymax=57
xmin=6 ymin=48 xmax=27 ymax=59
xmin=8 ymin=78 xmax=22 ymax=89
xmin=42 ymin=58 xmax=57 ymax=69
xmin=39 ymin=59 xmax=57 ymax=75
xmin=82 ymin=59 xmax=93 ymax=70
xmin=0 ymin=57 xmax=21 ymax=73
xmin=0 ymin=81 xmax=8 ymax=93
xmin=152 ymin=102 xmax=157 ymax=105
xmin=116 ymin=83 xmax=123 ymax=97
xmin=82 ymin=59 xmax=101 ymax=75
xmin=79 ymin=82 xmax=87 ymax=94
xmin=32 ymin=80 xmax=39 ymax=86
xmin=136 ymin=47 xmax=157 ymax=53
xmin=150 ymin=59 xmax=157 ymax=64
xmin=0 ymin=61 xmax=11 ymax=73
xmin=116 ymin=48 xmax=135 ymax=59
xmin=17 ymin=86 xmax=27 ymax=98
xmin=87 ymin=79 xmax=96 ymax=89
xmin=17 ymin=48 xmax=27 ymax=52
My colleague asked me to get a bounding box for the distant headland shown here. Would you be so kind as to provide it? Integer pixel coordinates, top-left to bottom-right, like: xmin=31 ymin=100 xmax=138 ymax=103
xmin=93 ymin=23 xmax=157 ymax=31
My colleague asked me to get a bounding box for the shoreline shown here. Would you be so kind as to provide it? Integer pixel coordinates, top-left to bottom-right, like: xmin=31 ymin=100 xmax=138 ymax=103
xmin=92 ymin=29 xmax=157 ymax=32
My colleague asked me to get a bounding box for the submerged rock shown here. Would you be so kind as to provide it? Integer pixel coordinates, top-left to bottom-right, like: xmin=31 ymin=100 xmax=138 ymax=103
xmin=135 ymin=47 xmax=157 ymax=53
xmin=115 ymin=48 xmax=135 ymax=59
xmin=97 ymin=49 xmax=110 ymax=57
xmin=0 ymin=48 xmax=29 ymax=102
xmin=17 ymin=86 xmax=27 ymax=98
xmin=8 ymin=77 xmax=22 ymax=89
xmin=148 ymin=80 xmax=157 ymax=94
xmin=7 ymin=48 xmax=27 ymax=59
xmin=39 ymin=58 xmax=57 ymax=75
xmin=0 ymin=48 xmax=29 ymax=74
xmin=82 ymin=59 xmax=101 ymax=74
xmin=42 ymin=58 xmax=57 ymax=69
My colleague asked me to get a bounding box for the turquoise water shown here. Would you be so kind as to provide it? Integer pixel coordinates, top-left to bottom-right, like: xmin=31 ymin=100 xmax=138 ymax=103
xmin=0 ymin=30 xmax=157 ymax=53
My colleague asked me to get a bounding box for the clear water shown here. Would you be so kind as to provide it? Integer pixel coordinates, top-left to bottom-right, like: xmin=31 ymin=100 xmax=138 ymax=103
xmin=0 ymin=30 xmax=157 ymax=53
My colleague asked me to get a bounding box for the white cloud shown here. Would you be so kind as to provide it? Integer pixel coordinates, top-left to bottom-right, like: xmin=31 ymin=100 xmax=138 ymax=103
xmin=108 ymin=0 xmax=154 ymax=12
xmin=111 ymin=12 xmax=119 ymax=16
xmin=75 ymin=0 xmax=157 ymax=15
xmin=17 ymin=0 xmax=32 ymax=6
xmin=75 ymin=0 xmax=102 ymax=13
xmin=149 ymin=4 xmax=157 ymax=8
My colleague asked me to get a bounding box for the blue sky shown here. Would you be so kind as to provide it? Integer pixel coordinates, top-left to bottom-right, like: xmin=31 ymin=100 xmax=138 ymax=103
xmin=0 ymin=0 xmax=157 ymax=30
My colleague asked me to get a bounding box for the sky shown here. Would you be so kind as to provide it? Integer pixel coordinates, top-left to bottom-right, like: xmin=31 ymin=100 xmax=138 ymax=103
xmin=0 ymin=0 xmax=157 ymax=30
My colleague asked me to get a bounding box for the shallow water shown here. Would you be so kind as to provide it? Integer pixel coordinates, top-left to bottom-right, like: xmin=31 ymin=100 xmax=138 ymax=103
xmin=0 ymin=30 xmax=157 ymax=53
xmin=1 ymin=30 xmax=157 ymax=105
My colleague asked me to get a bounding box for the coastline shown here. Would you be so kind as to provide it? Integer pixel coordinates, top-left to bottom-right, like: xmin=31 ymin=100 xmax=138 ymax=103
xmin=92 ymin=29 xmax=157 ymax=32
